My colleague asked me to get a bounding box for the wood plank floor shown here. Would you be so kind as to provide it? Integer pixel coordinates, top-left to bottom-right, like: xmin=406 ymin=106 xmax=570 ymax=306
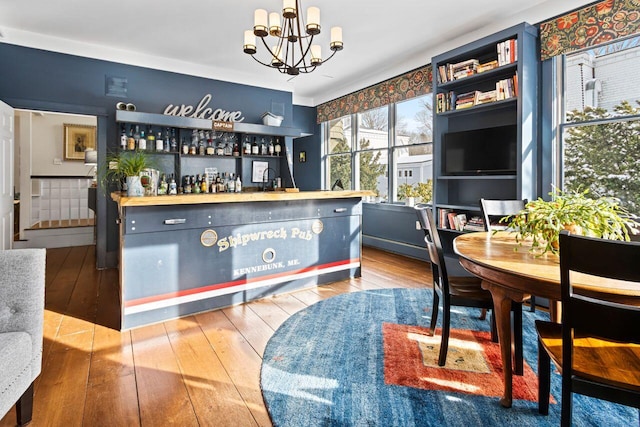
xmin=1 ymin=245 xmax=432 ymax=427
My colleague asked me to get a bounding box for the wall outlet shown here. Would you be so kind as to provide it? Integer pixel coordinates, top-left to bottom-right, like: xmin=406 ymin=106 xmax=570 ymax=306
xmin=53 ymin=158 xmax=62 ymax=165
xmin=415 ymin=220 xmax=421 ymax=230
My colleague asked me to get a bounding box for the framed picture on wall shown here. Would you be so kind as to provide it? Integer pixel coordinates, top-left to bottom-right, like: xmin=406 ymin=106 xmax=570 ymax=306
xmin=64 ymin=123 xmax=96 ymax=160
xmin=252 ymin=161 xmax=269 ymax=183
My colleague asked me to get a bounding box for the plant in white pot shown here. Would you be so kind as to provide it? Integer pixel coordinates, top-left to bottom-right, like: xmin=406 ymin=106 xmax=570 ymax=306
xmin=505 ymin=187 xmax=639 ymax=255
xmin=100 ymin=151 xmax=157 ymax=197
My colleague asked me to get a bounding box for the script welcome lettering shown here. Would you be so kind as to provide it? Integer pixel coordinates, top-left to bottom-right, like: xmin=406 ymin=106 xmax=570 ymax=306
xmin=163 ymin=94 xmax=245 ymax=122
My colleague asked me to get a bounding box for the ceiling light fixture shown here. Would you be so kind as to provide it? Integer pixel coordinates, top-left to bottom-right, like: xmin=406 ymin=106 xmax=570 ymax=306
xmin=243 ymin=0 xmax=343 ymax=76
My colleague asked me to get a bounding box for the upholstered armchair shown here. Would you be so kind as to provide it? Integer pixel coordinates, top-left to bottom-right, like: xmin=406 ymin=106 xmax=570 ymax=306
xmin=0 ymin=248 xmax=46 ymax=426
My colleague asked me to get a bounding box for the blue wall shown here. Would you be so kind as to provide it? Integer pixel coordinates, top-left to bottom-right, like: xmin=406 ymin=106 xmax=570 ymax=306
xmin=292 ymin=105 xmax=322 ymax=190
xmin=0 ymin=43 xmax=296 ymax=268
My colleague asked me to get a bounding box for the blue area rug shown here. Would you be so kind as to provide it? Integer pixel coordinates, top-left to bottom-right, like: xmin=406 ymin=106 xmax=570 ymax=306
xmin=260 ymin=288 xmax=639 ymax=426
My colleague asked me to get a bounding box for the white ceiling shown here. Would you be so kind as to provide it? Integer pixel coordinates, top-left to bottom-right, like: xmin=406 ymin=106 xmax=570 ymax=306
xmin=0 ymin=0 xmax=592 ymax=106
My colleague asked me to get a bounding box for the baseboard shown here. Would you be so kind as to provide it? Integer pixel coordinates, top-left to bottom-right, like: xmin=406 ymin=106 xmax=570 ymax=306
xmin=363 ymin=235 xmax=427 ymax=261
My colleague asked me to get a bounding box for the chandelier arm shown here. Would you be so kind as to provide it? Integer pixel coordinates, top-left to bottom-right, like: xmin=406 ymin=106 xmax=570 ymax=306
xmin=250 ymin=53 xmax=285 ymax=72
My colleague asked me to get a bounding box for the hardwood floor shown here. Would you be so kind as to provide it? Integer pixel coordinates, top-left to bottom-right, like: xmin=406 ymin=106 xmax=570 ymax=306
xmin=0 ymin=245 xmax=431 ymax=427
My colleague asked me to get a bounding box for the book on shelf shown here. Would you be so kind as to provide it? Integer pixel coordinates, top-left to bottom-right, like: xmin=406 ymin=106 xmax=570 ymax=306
xmin=477 ymin=59 xmax=498 ymax=73
xmin=495 ymin=74 xmax=517 ymax=101
xmin=446 ymin=212 xmax=468 ymax=231
xmin=438 ymin=58 xmax=479 ymax=83
xmin=463 ymin=216 xmax=486 ymax=232
xmin=474 ymin=89 xmax=497 ymax=105
xmin=497 ymin=39 xmax=517 ymax=66
xmin=438 ymin=208 xmax=452 ymax=229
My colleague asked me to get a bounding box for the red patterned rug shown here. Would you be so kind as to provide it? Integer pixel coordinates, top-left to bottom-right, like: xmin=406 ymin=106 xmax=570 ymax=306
xmin=383 ymin=322 xmax=547 ymax=402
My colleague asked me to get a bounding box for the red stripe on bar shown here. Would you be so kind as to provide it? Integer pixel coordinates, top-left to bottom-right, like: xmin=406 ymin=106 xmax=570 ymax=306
xmin=124 ymin=258 xmax=360 ymax=308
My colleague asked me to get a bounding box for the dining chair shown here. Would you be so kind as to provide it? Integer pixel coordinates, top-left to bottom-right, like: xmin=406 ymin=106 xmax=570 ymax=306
xmin=479 ymin=198 xmax=537 ymax=312
xmin=415 ymin=205 xmax=523 ymax=371
xmin=536 ymin=231 xmax=640 ymax=426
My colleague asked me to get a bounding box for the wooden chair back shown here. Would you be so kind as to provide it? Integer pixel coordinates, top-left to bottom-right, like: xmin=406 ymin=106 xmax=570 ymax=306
xmin=415 ymin=206 xmax=449 ymax=293
xmin=479 ymin=198 xmax=526 ymax=231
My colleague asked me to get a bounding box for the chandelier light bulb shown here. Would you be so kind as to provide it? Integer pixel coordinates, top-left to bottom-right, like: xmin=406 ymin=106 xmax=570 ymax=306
xmin=283 ymin=0 xmax=297 ymax=18
xmin=330 ymin=27 xmax=343 ymax=51
xmin=271 ymin=46 xmax=284 ymax=67
xmin=310 ymin=45 xmax=322 ymax=65
xmin=269 ymin=12 xmax=282 ymax=36
xmin=306 ymin=7 xmax=320 ymax=35
xmin=243 ymin=30 xmax=257 ymax=54
xmin=253 ymin=9 xmax=268 ymax=37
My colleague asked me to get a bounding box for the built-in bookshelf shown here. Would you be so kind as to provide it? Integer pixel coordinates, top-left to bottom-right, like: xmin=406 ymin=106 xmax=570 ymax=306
xmin=431 ymin=22 xmax=539 ymax=241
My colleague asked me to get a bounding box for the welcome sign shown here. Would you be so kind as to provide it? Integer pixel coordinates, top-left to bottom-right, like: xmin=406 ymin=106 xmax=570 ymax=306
xmin=163 ymin=93 xmax=245 ymax=123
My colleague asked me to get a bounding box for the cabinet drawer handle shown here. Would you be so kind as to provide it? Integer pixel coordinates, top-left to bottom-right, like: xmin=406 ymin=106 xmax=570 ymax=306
xmin=164 ymin=218 xmax=187 ymax=225
xmin=334 ymin=208 xmax=347 ymax=213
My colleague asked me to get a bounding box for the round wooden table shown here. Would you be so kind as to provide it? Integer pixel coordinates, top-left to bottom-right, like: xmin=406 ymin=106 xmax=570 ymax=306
xmin=454 ymin=231 xmax=640 ymax=408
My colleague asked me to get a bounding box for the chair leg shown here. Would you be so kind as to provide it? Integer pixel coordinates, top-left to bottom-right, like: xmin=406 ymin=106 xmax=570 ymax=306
xmin=16 ymin=382 xmax=34 ymax=426
xmin=479 ymin=308 xmax=487 ymax=320
xmin=438 ymin=303 xmax=451 ymax=366
xmin=429 ymin=291 xmax=439 ymax=335
xmin=530 ymin=295 xmax=536 ymax=312
xmin=561 ymin=369 xmax=573 ymax=427
xmin=537 ymin=337 xmax=550 ymax=415
xmin=512 ymin=303 xmax=523 ymax=376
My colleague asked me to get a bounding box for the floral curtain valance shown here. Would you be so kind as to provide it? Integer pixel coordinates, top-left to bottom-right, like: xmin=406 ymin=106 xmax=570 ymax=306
xmin=316 ymin=64 xmax=432 ymax=123
xmin=540 ymin=0 xmax=640 ymax=61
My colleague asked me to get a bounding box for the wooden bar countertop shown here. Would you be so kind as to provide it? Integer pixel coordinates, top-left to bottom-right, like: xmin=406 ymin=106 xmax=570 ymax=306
xmin=111 ymin=190 xmax=374 ymax=207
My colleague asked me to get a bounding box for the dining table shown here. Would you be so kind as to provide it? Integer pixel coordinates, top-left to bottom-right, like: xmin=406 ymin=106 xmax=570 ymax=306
xmin=453 ymin=231 xmax=640 ymax=408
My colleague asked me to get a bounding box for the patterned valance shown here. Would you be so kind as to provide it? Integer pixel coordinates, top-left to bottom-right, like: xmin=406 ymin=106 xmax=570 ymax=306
xmin=540 ymin=0 xmax=640 ymax=61
xmin=316 ymin=64 xmax=432 ymax=123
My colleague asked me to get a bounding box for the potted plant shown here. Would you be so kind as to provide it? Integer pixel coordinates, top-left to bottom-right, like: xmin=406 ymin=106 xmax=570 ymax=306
xmin=505 ymin=187 xmax=639 ymax=255
xmin=100 ymin=150 xmax=157 ymax=197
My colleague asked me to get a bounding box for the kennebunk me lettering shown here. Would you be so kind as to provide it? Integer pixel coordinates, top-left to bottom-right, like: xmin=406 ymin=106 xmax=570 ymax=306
xmin=233 ymin=262 xmax=286 ymax=277
xmin=163 ymin=94 xmax=245 ymax=123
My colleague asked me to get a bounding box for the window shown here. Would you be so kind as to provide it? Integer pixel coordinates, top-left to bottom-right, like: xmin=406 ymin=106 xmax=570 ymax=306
xmin=323 ymin=94 xmax=433 ymax=204
xmin=561 ymin=36 xmax=640 ymax=216
xmin=393 ymin=95 xmax=433 ymax=203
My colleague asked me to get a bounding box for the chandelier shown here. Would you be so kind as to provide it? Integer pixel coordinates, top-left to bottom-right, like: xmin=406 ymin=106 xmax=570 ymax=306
xmin=243 ymin=0 xmax=343 ymax=76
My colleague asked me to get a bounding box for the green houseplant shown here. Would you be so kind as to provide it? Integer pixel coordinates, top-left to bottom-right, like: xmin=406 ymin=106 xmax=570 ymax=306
xmin=100 ymin=150 xmax=157 ymax=197
xmin=505 ymin=187 xmax=639 ymax=255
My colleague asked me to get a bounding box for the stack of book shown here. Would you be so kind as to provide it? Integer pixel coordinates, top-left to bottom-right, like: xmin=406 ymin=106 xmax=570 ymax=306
xmin=436 ymin=91 xmax=455 ymax=113
xmin=455 ymin=91 xmax=479 ymax=110
xmin=477 ymin=59 xmax=499 ymax=74
xmin=437 ymin=58 xmax=480 ymax=83
xmin=463 ymin=216 xmax=486 ymax=231
xmin=474 ymin=89 xmax=498 ymax=105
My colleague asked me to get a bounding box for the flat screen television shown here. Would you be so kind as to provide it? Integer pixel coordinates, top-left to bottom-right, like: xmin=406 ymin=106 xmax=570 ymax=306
xmin=443 ymin=125 xmax=517 ymax=175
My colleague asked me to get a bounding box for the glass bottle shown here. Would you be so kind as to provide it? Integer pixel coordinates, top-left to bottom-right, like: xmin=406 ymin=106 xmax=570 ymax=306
xmin=206 ymin=132 xmax=215 ymax=155
xmin=127 ymin=126 xmax=136 ymax=150
xmin=260 ymin=137 xmax=267 ymax=155
xmin=138 ymin=129 xmax=147 ymax=151
xmin=275 ymin=137 xmax=282 ymax=156
xmin=133 ymin=125 xmax=141 ymax=150
xmin=189 ymin=131 xmax=197 ymax=155
xmin=233 ymin=140 xmax=240 ymax=157
xmin=120 ymin=124 xmax=127 ymax=150
xmin=244 ymin=135 xmax=251 ymax=154
xmin=181 ymin=137 xmax=189 ymax=155
xmin=168 ymin=175 xmax=177 ymax=195
xmin=268 ymin=137 xmax=275 ymax=155
xmin=156 ymin=131 xmax=164 ymax=152
xmin=251 ymin=137 xmax=259 ymax=155
xmin=146 ymin=126 xmax=155 ymax=152
xmin=170 ymin=129 xmax=178 ymax=152
xmin=224 ymin=135 xmax=233 ymax=156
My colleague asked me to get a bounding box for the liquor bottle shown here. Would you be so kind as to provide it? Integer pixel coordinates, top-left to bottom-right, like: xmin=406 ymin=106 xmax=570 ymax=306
xmin=251 ymin=137 xmax=259 ymax=155
xmin=193 ymin=175 xmax=201 ymax=193
xmin=147 ymin=127 xmax=155 ymax=152
xmin=268 ymin=138 xmax=275 ymax=155
xmin=133 ymin=125 xmax=141 ymax=150
xmin=181 ymin=137 xmax=189 ymax=155
xmin=189 ymin=131 xmax=197 ymax=155
xmin=127 ymin=126 xmax=136 ymax=150
xmin=198 ymin=132 xmax=206 ymax=156
xmin=201 ymin=175 xmax=208 ymax=193
xmin=275 ymin=137 xmax=282 ymax=156
xmin=168 ymin=175 xmax=177 ymax=195
xmin=170 ymin=129 xmax=178 ymax=152
xmin=120 ymin=124 xmax=127 ymax=150
xmin=235 ymin=175 xmax=242 ymax=193
xmin=157 ymin=174 xmax=168 ymax=195
xmin=260 ymin=137 xmax=267 ymax=155
xmin=243 ymin=136 xmax=251 ymax=155
xmin=216 ymin=137 xmax=225 ymax=156
xmin=156 ymin=131 xmax=164 ymax=152
xmin=206 ymin=132 xmax=215 ymax=156
xmin=138 ymin=129 xmax=147 ymax=151
xmin=224 ymin=136 xmax=233 ymax=156
xmin=228 ymin=173 xmax=235 ymax=193
xmin=232 ymin=141 xmax=240 ymax=157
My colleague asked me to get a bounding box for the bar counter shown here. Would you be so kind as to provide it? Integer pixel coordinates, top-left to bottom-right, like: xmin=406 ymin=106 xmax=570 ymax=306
xmin=112 ymin=190 xmax=371 ymax=329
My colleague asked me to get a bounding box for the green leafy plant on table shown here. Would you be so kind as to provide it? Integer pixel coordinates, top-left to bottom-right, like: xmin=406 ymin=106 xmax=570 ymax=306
xmin=504 ymin=187 xmax=639 ymax=255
